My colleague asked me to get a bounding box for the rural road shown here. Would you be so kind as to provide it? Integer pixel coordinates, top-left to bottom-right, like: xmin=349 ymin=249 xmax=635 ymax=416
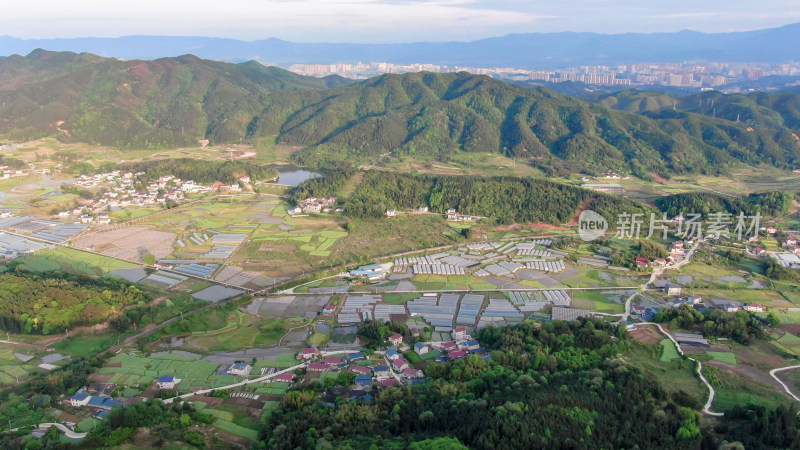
xmin=770 ymin=365 xmax=800 ymax=403
xmin=163 ymin=363 xmax=306 ymax=404
xmin=639 ymin=322 xmax=724 ymax=416
xmin=8 ymin=423 xmax=88 ymax=440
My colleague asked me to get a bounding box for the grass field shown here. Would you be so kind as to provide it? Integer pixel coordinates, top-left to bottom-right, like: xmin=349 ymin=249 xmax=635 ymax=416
xmin=571 ymin=291 xmax=625 ymax=314
xmin=659 ymin=339 xmax=681 ymax=362
xmin=214 ymin=419 xmax=259 ymax=440
xmin=707 ymin=351 xmax=738 ymax=364
xmin=626 ymin=345 xmax=707 ymax=403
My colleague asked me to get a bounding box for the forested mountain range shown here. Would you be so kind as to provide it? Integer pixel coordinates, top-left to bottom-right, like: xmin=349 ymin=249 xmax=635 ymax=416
xmin=3 ymin=22 xmax=800 ymax=67
xmin=0 ymin=50 xmax=352 ymax=148
xmin=593 ymin=89 xmax=800 ymax=134
xmin=3 ymin=51 xmax=800 ymax=177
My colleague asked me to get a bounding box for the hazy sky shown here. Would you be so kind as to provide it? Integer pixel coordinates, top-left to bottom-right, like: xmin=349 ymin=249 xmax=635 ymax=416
xmin=3 ymin=0 xmax=800 ymax=42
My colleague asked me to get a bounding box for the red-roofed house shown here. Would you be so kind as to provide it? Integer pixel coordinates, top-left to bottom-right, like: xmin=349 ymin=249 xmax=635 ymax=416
xmin=308 ymin=363 xmax=328 ymax=372
xmin=635 ymin=257 xmax=649 ymax=268
xmin=387 ymin=333 xmax=403 ymax=346
xmin=379 ymin=379 xmax=396 ymax=387
xmin=441 ymin=341 xmax=457 ymax=351
xmin=323 ymin=357 xmax=345 ymax=366
xmin=297 ymin=348 xmax=321 ymax=360
xmin=402 ymin=368 xmax=423 ymax=378
xmin=276 ymin=373 xmax=295 ymax=383
xmin=391 ymin=358 xmax=409 ymax=371
xmin=349 ymin=365 xmax=372 ymax=375
xmin=448 ymin=350 xmax=467 ymax=360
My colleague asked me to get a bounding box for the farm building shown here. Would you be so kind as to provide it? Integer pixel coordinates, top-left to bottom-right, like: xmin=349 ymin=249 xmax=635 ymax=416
xmin=69 ymin=391 xmax=91 ymax=407
xmin=156 ymin=376 xmax=181 ymax=390
xmin=664 ymin=284 xmax=682 ymax=295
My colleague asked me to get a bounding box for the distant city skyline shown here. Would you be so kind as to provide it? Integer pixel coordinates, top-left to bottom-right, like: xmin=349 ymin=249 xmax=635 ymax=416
xmin=3 ymin=0 xmax=800 ymax=43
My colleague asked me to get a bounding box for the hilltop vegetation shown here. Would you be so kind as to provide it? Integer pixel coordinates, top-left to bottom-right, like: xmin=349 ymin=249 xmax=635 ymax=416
xmin=595 ymin=89 xmax=800 ymax=135
xmin=0 ymin=50 xmax=349 ymax=148
xmin=0 ymin=271 xmax=147 ymax=335
xmin=295 ymin=170 xmax=650 ymax=224
xmin=2 ymin=52 xmax=800 ymax=177
xmin=654 ymin=191 xmax=795 ymax=217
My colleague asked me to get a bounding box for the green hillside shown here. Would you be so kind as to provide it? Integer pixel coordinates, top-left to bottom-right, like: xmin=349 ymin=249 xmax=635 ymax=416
xmin=2 ymin=51 xmax=800 ymax=177
xmin=595 ymin=89 xmax=800 ymax=134
xmin=0 ymin=50 xmax=349 ymax=148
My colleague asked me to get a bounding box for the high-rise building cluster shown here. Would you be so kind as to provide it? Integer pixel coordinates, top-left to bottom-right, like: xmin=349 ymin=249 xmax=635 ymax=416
xmin=287 ymin=61 xmax=800 ymax=88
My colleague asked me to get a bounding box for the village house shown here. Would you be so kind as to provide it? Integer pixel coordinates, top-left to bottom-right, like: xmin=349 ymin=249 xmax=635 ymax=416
xmin=464 ymin=339 xmax=481 ymax=351
xmin=373 ymin=365 xmax=390 ymax=379
xmin=391 ymin=358 xmax=409 ymax=371
xmin=653 ymin=258 xmax=667 ymax=267
xmin=448 ymin=350 xmax=467 ymax=360
xmin=664 ymin=284 xmax=682 ymax=296
xmin=347 ymin=352 xmax=366 ymax=363
xmin=635 ymin=257 xmax=649 ymax=269
xmin=349 ymin=365 xmax=372 ymax=375
xmin=387 ymin=333 xmax=403 ymax=346
xmin=414 ymin=342 xmax=429 ymax=355
xmin=418 ymin=206 xmax=429 ymax=213
xmin=354 ymin=375 xmax=373 ymax=388
xmin=669 ymin=241 xmax=685 ymax=255
xmin=385 ymin=209 xmax=397 ymax=218
xmin=744 ymin=303 xmax=767 ymax=312
xmin=297 ymin=348 xmax=321 ymax=361
xmin=783 ymin=238 xmax=798 ymax=247
xmin=275 ymin=373 xmax=295 ymax=384
xmin=385 ymin=349 xmax=401 ymax=361
xmin=451 ymin=327 xmax=468 ymax=341
xmin=323 ymin=357 xmax=345 ymax=366
xmin=308 ymin=363 xmax=328 ymax=372
xmin=402 ymin=368 xmax=423 ymax=379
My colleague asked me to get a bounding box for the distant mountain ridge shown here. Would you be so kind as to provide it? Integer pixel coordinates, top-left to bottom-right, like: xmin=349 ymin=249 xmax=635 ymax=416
xmin=3 ymin=22 xmax=800 ymax=67
xmin=592 ymin=89 xmax=800 ymax=133
xmin=2 ymin=51 xmax=800 ymax=178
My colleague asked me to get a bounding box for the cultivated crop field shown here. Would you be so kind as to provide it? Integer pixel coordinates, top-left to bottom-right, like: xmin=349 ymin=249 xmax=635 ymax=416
xmin=15 ymin=247 xmax=139 ymax=276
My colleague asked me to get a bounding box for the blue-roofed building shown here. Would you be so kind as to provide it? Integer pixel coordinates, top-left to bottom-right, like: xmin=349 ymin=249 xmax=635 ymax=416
xmin=465 ymin=339 xmax=480 ymax=351
xmin=88 ymin=396 xmax=123 ymax=411
xmin=435 ymin=356 xmax=448 ymax=363
xmin=69 ymin=391 xmax=91 ymax=407
xmin=347 ymin=352 xmax=366 ymax=362
xmin=227 ymin=363 xmax=252 ymax=376
xmin=157 ymin=375 xmax=181 ymax=389
xmin=385 ymin=349 xmax=400 ymax=360
xmin=414 ymin=342 xmax=429 ymax=355
xmin=373 ymin=365 xmax=390 ymax=379
xmin=349 ymin=263 xmax=390 ymax=281
xmin=354 ymin=374 xmax=373 ymax=387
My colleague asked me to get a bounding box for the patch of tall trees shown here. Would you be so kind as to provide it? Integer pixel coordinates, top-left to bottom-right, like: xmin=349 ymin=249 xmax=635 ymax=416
xmin=296 ymin=170 xmax=650 ymax=225
xmin=653 ymin=305 xmax=765 ymax=345
xmin=0 ymin=270 xmax=147 ymax=334
xmin=655 ymin=191 xmax=793 ymax=218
